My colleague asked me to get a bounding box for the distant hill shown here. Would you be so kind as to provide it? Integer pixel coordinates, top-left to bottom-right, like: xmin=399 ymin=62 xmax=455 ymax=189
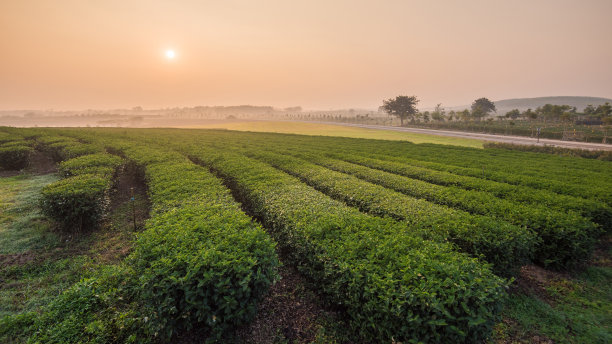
xmin=447 ymin=96 xmax=612 ymax=115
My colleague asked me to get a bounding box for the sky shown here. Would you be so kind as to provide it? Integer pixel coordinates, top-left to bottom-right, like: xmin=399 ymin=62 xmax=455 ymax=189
xmin=1 ymin=0 xmax=611 ymax=110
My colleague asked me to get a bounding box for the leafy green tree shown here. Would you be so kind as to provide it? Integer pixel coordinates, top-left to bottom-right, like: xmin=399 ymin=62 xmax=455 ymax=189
xmin=471 ymin=98 xmax=496 ymax=120
xmin=459 ymin=109 xmax=471 ymax=121
xmin=522 ymin=108 xmax=537 ymax=121
xmin=431 ymin=103 xmax=446 ymax=122
xmin=583 ymin=104 xmax=596 ymax=116
xmin=505 ymin=109 xmax=520 ymax=120
xmin=382 ymin=95 xmax=420 ymax=126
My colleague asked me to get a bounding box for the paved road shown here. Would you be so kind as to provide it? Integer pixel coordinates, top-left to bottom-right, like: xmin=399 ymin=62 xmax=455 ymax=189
xmin=305 ymin=121 xmax=612 ymax=151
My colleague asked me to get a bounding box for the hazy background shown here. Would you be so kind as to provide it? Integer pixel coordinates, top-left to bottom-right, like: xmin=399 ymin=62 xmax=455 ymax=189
xmin=1 ymin=0 xmax=611 ymax=110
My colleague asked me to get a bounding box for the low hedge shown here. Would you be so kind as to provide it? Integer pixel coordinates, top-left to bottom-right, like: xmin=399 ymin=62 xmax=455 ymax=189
xmin=278 ymin=149 xmax=600 ymax=269
xmin=104 ymin=140 xmax=280 ymax=341
xmin=484 ymin=141 xmax=612 ymax=161
xmin=0 ymin=145 xmax=33 ymax=170
xmin=47 ymin=141 xmax=101 ymax=162
xmin=248 ymin=149 xmax=534 ymax=276
xmin=187 ymin=147 xmax=508 ymax=343
xmin=40 ymin=174 xmax=111 ymax=232
xmin=58 ymin=153 xmax=123 ymax=177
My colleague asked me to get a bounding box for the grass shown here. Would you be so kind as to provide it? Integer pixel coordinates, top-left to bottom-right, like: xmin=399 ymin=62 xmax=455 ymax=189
xmin=493 ymin=241 xmax=612 ymax=344
xmin=185 ymin=120 xmax=484 ymax=148
xmin=0 ymin=174 xmax=60 ymax=255
xmin=0 ymin=171 xmax=143 ymax=327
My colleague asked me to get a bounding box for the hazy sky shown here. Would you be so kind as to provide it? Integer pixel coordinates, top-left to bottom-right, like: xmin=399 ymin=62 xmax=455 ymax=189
xmin=1 ymin=0 xmax=611 ymax=110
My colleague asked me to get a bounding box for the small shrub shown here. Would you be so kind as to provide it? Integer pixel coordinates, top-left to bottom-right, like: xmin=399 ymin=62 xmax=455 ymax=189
xmin=0 ymin=145 xmax=33 ymax=170
xmin=58 ymin=153 xmax=123 ymax=177
xmin=40 ymin=174 xmax=111 ymax=232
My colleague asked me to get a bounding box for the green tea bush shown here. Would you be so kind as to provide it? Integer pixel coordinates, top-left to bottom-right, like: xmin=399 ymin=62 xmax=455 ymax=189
xmin=40 ymin=174 xmax=111 ymax=232
xmin=0 ymin=131 xmax=24 ymax=144
xmin=103 ymin=140 xmax=279 ymax=341
xmin=0 ymin=144 xmax=33 ymax=170
xmin=484 ymin=141 xmax=612 ymax=161
xmin=47 ymin=141 xmax=101 ymax=162
xmin=24 ymin=266 xmax=148 ymax=344
xmin=274 ymin=149 xmax=602 ymax=268
xmin=58 ymin=153 xmax=123 ymax=177
xmin=248 ymin=149 xmax=534 ymax=276
xmin=188 ymin=147 xmax=507 ymax=343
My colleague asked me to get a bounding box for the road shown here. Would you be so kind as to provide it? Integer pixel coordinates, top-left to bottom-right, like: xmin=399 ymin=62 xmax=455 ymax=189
xmin=304 ymin=121 xmax=612 ymax=151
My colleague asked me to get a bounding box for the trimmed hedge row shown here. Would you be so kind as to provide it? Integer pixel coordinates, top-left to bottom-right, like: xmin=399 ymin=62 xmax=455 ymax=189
xmin=37 ymin=135 xmax=120 ymax=233
xmin=0 ymin=130 xmax=24 ymax=144
xmin=331 ymin=153 xmax=611 ymax=230
xmin=102 ymin=139 xmax=280 ymax=341
xmin=246 ymin=149 xmax=534 ymax=275
xmin=18 ymin=134 xmax=279 ymax=342
xmin=250 ymin=133 xmax=612 ymax=204
xmin=484 ymin=142 xmax=612 ymax=161
xmin=184 ymin=145 xmax=508 ymax=343
xmin=263 ymin=148 xmax=600 ymax=269
xmin=0 ymin=144 xmax=33 ymax=170
xmin=0 ymin=131 xmax=33 ymax=170
xmin=40 ymin=174 xmax=112 ymax=232
xmin=352 ymin=145 xmax=611 ymax=203
xmin=330 ymin=138 xmax=612 ymax=204
xmin=58 ymin=153 xmax=123 ymax=178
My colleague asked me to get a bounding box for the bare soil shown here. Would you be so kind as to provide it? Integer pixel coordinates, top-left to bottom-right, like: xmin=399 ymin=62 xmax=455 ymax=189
xmin=27 ymin=150 xmax=57 ymax=175
xmin=234 ymin=264 xmax=343 ymax=344
xmin=512 ymin=265 xmax=569 ymax=306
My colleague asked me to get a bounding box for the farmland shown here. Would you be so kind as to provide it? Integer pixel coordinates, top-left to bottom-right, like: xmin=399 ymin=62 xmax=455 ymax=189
xmin=0 ymin=127 xmax=610 ymax=343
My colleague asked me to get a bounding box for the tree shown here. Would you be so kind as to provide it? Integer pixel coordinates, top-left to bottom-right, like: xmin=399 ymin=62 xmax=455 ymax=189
xmin=471 ymin=97 xmax=496 ymax=120
xmin=522 ymin=108 xmax=537 ymax=121
xmin=505 ymin=109 xmax=520 ymax=120
xmin=382 ymin=95 xmax=419 ymax=126
xmin=431 ymin=103 xmax=446 ymax=122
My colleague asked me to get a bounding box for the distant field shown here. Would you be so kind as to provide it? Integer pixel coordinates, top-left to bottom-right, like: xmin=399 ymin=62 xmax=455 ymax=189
xmin=185 ymin=120 xmax=485 ymax=148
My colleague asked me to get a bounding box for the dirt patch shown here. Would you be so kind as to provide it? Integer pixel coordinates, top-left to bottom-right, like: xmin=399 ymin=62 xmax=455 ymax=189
xmin=496 ymin=318 xmax=555 ymax=344
xmin=27 ymin=151 xmax=57 ymax=175
xmin=174 ymin=264 xmax=349 ymax=344
xmin=0 ymin=252 xmax=36 ymax=268
xmin=108 ymin=164 xmax=150 ymax=224
xmin=512 ymin=265 xmax=570 ymax=305
xmin=235 ymin=264 xmax=338 ymax=344
xmin=0 ymin=170 xmax=21 ymax=177
xmin=590 ymin=234 xmax=612 ymax=267
xmin=92 ymin=164 xmax=150 ymax=263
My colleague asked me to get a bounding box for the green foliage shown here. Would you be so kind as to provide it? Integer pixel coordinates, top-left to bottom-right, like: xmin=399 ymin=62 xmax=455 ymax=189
xmin=188 ymin=147 xmax=508 ymax=343
xmin=484 ymin=142 xmax=612 ymax=161
xmin=3 ymin=127 xmax=609 ymax=343
xmin=103 ymin=140 xmax=279 ymax=341
xmin=40 ymin=174 xmax=111 ymax=232
xmin=0 ymin=144 xmax=33 ymax=170
xmin=471 ymin=97 xmax=497 ymax=119
xmin=382 ymin=95 xmax=420 ymax=125
xmin=247 ymin=149 xmax=534 ymax=276
xmin=58 ymin=153 xmax=123 ymax=177
xmin=48 ymin=142 xmax=102 ymax=161
xmin=24 ymin=266 xmax=148 ymax=344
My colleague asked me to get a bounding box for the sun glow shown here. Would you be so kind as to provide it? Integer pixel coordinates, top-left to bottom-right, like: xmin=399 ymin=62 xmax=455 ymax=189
xmin=165 ymin=50 xmax=175 ymax=59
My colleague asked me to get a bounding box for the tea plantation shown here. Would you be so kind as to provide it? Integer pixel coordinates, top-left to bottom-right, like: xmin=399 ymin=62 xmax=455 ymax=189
xmin=0 ymin=127 xmax=610 ymax=343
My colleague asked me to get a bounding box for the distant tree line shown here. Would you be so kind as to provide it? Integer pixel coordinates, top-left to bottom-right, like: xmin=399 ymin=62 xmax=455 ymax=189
xmin=382 ymin=95 xmax=612 ymax=127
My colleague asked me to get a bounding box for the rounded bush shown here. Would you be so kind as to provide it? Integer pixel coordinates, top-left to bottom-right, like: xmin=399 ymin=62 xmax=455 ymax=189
xmin=40 ymin=174 xmax=111 ymax=232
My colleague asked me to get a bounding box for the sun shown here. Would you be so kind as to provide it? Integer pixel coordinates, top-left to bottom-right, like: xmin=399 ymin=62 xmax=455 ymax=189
xmin=165 ymin=50 xmax=176 ymax=59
